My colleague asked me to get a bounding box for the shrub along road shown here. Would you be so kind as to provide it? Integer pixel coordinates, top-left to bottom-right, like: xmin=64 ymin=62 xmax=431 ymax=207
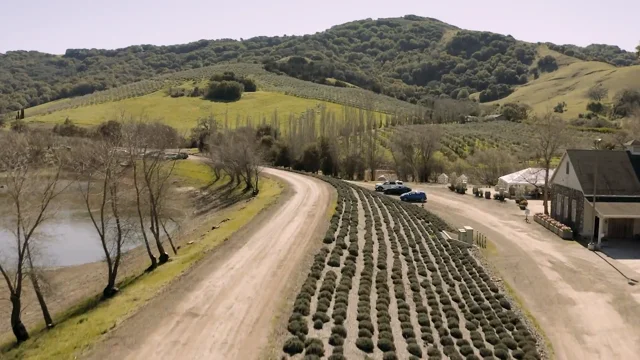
xmin=83 ymin=169 xmax=333 ymax=360
xmin=356 ymin=181 xmax=640 ymax=360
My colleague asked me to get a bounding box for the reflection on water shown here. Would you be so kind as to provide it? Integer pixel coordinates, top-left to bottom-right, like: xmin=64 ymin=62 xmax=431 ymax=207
xmin=0 ymin=212 xmax=175 ymax=267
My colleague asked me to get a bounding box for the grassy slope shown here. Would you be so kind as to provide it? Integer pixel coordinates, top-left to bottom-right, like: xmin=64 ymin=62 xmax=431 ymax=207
xmin=25 ymin=90 xmax=354 ymax=131
xmin=0 ymin=160 xmax=283 ymax=360
xmin=489 ymin=46 xmax=640 ymax=119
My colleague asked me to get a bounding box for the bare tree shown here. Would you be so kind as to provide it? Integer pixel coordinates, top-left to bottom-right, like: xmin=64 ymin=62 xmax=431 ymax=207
xmin=364 ymin=111 xmax=382 ymax=181
xmin=414 ymin=126 xmax=442 ymax=182
xmin=74 ymin=139 xmax=131 ymax=298
xmin=25 ymin=245 xmax=54 ymax=329
xmin=586 ymin=84 xmax=609 ymax=102
xmin=610 ymin=109 xmax=640 ymax=149
xmin=233 ymin=127 xmax=263 ymax=193
xmin=125 ymin=122 xmax=181 ymax=266
xmin=0 ymin=132 xmax=64 ymax=343
xmin=210 ymin=127 xmax=263 ymax=193
xmin=122 ymin=124 xmax=158 ymax=269
xmin=468 ymin=148 xmax=518 ymax=186
xmin=190 ymin=115 xmax=218 ymax=152
xmin=390 ymin=129 xmax=417 ymax=181
xmin=531 ymin=112 xmax=571 ymax=214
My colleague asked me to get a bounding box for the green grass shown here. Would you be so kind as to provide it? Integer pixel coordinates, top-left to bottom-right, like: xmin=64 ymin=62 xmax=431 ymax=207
xmin=171 ymin=158 xmax=215 ymax=186
xmin=489 ymin=45 xmax=640 ymax=119
xmin=25 ymin=90 xmax=356 ymax=131
xmin=0 ymin=168 xmax=284 ymax=360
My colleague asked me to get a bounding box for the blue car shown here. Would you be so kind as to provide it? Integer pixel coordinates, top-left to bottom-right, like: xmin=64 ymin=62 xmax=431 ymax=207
xmin=400 ymin=191 xmax=427 ymax=203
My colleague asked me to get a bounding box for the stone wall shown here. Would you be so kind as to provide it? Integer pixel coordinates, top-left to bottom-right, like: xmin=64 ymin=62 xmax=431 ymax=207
xmin=550 ymin=184 xmax=585 ymax=234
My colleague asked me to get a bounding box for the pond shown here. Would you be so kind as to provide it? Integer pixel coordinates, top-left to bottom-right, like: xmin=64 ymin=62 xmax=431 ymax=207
xmin=0 ymin=212 xmax=174 ymax=267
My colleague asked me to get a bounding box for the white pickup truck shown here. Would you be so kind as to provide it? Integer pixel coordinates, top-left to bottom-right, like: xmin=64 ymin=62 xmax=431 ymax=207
xmin=375 ymin=180 xmax=404 ymax=192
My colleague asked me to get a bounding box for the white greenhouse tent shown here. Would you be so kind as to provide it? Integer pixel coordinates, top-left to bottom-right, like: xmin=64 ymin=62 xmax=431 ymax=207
xmin=497 ymin=168 xmax=555 ymax=190
xmin=437 ymin=173 xmax=449 ymax=184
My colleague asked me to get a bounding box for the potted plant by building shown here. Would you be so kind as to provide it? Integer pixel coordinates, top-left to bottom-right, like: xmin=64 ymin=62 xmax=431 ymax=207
xmin=560 ymin=225 xmax=573 ymax=239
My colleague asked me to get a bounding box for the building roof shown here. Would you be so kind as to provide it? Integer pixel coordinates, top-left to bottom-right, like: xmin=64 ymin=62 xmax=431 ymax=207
xmin=566 ymin=149 xmax=640 ymax=196
xmin=499 ymin=168 xmax=555 ymax=186
xmin=499 ymin=168 xmax=553 ymax=187
xmin=624 ymin=139 xmax=640 ymax=146
xmin=588 ymin=201 xmax=640 ymax=218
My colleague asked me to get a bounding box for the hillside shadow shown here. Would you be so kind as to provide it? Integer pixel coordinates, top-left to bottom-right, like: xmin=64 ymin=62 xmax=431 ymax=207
xmin=576 ymin=238 xmax=640 ymax=261
xmin=193 ymin=180 xmax=252 ymax=215
xmin=598 ymin=239 xmax=640 ymax=261
xmin=203 ymin=97 xmax=241 ymax=104
xmin=574 ymin=237 xmax=640 ymax=285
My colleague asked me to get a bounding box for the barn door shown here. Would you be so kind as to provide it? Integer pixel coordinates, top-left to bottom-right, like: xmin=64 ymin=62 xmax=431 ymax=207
xmin=608 ymin=219 xmax=634 ymax=239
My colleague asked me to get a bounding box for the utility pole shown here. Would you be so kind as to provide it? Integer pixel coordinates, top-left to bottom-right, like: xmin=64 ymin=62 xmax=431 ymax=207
xmin=591 ymin=138 xmax=602 ymax=250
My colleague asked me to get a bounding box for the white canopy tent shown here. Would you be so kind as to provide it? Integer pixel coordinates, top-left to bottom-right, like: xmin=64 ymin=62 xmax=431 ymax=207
xmin=497 ymin=168 xmax=554 ymax=190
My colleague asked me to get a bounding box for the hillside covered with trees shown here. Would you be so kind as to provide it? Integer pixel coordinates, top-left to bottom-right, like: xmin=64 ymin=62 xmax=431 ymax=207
xmin=1 ymin=15 xmax=638 ymax=114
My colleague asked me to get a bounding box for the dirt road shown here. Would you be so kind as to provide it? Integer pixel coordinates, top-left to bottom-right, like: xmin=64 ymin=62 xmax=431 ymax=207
xmin=85 ymin=169 xmax=332 ymax=360
xmin=356 ymin=182 xmax=640 ymax=360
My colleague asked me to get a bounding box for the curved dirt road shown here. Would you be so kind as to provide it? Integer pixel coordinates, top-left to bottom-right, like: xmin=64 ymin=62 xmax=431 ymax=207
xmin=86 ymin=169 xmax=332 ymax=360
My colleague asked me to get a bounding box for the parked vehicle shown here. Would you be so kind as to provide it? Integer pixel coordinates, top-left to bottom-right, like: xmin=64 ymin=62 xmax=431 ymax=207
xmin=375 ymin=180 xmax=404 ymax=192
xmin=384 ymin=186 xmax=412 ymax=195
xmin=165 ymin=152 xmax=189 ymax=160
xmin=400 ymin=191 xmax=427 ymax=203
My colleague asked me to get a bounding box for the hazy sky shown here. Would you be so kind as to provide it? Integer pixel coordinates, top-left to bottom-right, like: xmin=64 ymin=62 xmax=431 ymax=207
xmin=1 ymin=0 xmax=638 ymax=54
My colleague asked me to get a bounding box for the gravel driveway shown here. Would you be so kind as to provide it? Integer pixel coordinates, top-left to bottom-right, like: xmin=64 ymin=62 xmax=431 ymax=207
xmin=84 ymin=169 xmax=333 ymax=360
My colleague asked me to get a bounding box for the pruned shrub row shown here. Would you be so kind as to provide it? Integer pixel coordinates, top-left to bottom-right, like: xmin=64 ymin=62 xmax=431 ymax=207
xmin=282 ymin=172 xmax=540 ymax=359
xmin=355 ymin=189 xmax=376 ymax=354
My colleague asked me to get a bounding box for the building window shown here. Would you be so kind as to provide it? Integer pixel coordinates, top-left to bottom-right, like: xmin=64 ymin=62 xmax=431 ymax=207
xmin=571 ymin=199 xmax=577 ymax=222
xmin=563 ymin=196 xmax=569 ymax=220
xmin=566 ymin=161 xmax=570 ymax=174
xmin=556 ymin=194 xmax=562 ymax=216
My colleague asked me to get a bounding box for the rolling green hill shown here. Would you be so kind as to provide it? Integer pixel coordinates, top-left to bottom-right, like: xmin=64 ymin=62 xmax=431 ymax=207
xmin=2 ymin=15 xmax=638 ymax=116
xmin=488 ymin=47 xmax=640 ymax=119
xmin=26 ymin=89 xmax=363 ymax=131
xmin=24 ymin=63 xmax=425 ymax=119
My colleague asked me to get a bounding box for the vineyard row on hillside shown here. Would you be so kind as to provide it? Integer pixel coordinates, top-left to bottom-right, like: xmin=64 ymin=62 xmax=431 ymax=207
xmin=25 ymin=64 xmax=429 ymax=118
xmin=381 ymin=122 xmax=617 ymax=162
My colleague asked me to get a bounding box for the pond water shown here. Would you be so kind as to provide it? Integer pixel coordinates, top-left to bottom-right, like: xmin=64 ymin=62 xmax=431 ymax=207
xmin=0 ymin=213 xmax=174 ymax=267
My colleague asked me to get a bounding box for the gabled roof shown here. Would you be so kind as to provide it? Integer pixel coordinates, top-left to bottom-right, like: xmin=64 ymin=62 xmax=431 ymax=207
xmin=624 ymin=139 xmax=640 ymax=146
xmin=566 ymin=150 xmax=640 ymax=196
xmin=499 ymin=167 xmax=553 ymax=186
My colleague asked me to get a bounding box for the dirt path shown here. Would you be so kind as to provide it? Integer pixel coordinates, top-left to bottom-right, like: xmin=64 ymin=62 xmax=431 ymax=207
xmin=85 ymin=169 xmax=332 ymax=360
xmin=355 ymin=181 xmax=640 ymax=360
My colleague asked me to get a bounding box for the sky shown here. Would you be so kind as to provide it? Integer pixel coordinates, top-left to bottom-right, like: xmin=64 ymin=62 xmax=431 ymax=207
xmin=0 ymin=0 xmax=638 ymax=54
